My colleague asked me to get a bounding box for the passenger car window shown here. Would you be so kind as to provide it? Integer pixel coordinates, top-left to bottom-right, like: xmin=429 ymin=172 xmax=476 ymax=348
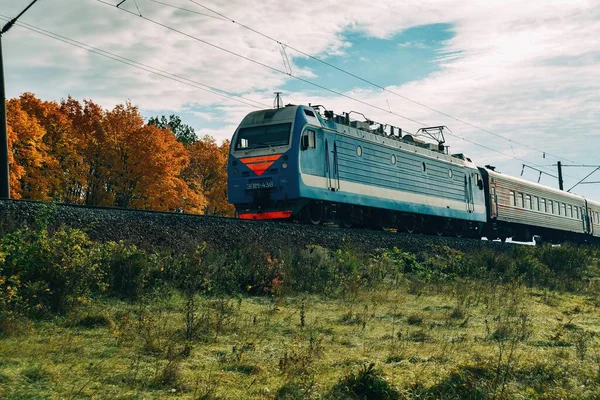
xmin=540 ymin=198 xmax=546 ymax=213
xmin=518 ymin=193 xmax=524 ymax=208
xmin=510 ymin=191 xmax=515 ymax=206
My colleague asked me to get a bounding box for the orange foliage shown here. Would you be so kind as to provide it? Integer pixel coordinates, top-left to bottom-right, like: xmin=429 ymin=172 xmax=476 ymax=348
xmin=183 ymin=136 xmax=234 ymax=216
xmin=5 ymin=99 xmax=46 ymax=199
xmin=5 ymin=93 xmax=215 ymax=214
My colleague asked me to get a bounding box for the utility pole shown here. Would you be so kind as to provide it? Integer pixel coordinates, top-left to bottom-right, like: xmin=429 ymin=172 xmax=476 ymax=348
xmin=0 ymin=0 xmax=41 ymax=199
xmin=557 ymin=161 xmax=564 ymax=191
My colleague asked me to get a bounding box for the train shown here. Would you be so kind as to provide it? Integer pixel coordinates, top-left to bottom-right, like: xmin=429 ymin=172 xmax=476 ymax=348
xmin=227 ymin=104 xmax=600 ymax=244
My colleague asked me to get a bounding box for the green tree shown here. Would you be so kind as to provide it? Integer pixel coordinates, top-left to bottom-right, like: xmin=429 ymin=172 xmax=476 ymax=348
xmin=148 ymin=115 xmax=197 ymax=145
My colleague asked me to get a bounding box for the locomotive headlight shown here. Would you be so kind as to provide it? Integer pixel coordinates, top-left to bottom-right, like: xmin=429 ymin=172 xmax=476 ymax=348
xmin=282 ymin=163 xmax=288 ymax=169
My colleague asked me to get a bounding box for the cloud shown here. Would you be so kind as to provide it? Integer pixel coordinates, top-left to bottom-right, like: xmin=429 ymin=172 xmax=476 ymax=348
xmin=1 ymin=0 xmax=599 ymax=198
xmin=397 ymin=41 xmax=429 ymax=49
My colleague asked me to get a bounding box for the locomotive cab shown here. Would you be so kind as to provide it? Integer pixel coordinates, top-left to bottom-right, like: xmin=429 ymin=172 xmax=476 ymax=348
xmin=227 ymin=105 xmax=318 ymax=220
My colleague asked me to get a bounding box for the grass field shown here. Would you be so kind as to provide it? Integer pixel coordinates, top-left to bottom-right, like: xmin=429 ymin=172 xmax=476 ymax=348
xmin=1 ymin=223 xmax=600 ymax=399
xmin=2 ymin=280 xmax=600 ymax=399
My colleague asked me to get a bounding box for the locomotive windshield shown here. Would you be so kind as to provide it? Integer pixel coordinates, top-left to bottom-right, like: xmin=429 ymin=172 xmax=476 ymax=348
xmin=235 ymin=123 xmax=291 ymax=150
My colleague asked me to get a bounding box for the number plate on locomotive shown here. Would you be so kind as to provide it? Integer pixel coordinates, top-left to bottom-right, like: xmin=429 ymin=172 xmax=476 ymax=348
xmin=246 ymin=180 xmax=274 ymax=190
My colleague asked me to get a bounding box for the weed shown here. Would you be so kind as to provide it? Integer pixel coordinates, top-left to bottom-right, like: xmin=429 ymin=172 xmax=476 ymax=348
xmin=406 ymin=313 xmax=424 ymax=326
xmin=328 ymin=363 xmax=400 ymax=400
xmin=574 ymin=330 xmax=590 ymax=361
xmin=21 ymin=364 xmax=53 ymax=383
xmin=407 ymin=330 xmax=434 ymax=343
xmin=275 ymin=381 xmax=306 ymax=399
xmin=72 ymin=311 xmax=113 ymax=329
xmin=150 ymin=359 xmax=183 ymax=390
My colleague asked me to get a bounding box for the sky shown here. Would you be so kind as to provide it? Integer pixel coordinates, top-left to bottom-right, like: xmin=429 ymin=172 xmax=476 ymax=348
xmin=1 ymin=0 xmax=599 ymax=199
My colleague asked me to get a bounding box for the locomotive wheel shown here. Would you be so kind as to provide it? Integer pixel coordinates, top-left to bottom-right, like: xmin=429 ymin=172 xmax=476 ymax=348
xmin=453 ymin=222 xmax=465 ymax=238
xmin=404 ymin=215 xmax=417 ymax=234
xmin=339 ymin=219 xmax=353 ymax=229
xmin=306 ymin=203 xmax=323 ymax=225
xmin=435 ymin=222 xmax=445 ymax=236
xmin=377 ymin=210 xmax=394 ymax=231
xmin=338 ymin=205 xmax=354 ymax=228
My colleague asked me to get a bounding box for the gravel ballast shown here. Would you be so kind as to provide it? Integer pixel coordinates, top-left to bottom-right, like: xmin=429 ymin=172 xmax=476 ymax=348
xmin=0 ymin=199 xmax=514 ymax=254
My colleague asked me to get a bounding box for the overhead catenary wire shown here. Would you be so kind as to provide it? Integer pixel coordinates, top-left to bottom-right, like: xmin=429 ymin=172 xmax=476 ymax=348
xmin=95 ymin=0 xmax=576 ymax=181
xmin=0 ymin=14 xmax=268 ymax=110
xmin=148 ymin=0 xmax=227 ymax=20
xmin=184 ymin=0 xmax=581 ymax=166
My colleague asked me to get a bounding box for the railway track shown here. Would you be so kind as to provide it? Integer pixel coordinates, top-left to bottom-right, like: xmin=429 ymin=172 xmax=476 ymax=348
xmin=0 ymin=199 xmax=517 ymax=254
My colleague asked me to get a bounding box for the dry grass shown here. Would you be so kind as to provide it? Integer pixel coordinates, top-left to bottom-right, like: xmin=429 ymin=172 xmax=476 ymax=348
xmin=1 ymin=280 xmax=600 ymax=399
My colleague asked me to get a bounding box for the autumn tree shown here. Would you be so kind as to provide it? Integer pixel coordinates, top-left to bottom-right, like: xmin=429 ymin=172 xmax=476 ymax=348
xmin=100 ymin=103 xmax=205 ymax=212
xmin=5 ymin=99 xmax=46 ymax=199
xmin=148 ymin=114 xmax=197 ymax=145
xmin=182 ymin=135 xmax=234 ymax=216
xmin=6 ymin=93 xmax=225 ymax=215
xmin=60 ymin=97 xmax=106 ymax=205
xmin=16 ymin=93 xmax=84 ymax=203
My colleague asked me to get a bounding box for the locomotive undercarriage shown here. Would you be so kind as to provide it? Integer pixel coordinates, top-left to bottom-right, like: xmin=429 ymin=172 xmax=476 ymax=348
xmin=487 ymin=221 xmax=592 ymax=244
xmin=298 ymin=200 xmax=482 ymax=239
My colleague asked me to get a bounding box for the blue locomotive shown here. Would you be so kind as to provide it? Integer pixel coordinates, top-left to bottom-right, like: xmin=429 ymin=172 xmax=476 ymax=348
xmin=227 ymin=104 xmax=599 ymax=243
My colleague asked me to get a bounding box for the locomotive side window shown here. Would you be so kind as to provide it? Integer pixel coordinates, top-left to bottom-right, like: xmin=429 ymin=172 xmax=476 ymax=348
xmin=301 ymin=130 xmax=316 ymax=150
xmin=308 ymin=130 xmax=316 ymax=148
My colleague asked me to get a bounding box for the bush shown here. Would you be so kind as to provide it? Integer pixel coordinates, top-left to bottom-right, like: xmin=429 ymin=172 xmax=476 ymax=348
xmin=537 ymin=244 xmax=590 ymax=287
xmin=0 ymin=226 xmax=105 ymax=317
xmin=284 ymin=245 xmax=339 ymax=294
xmin=97 ymin=242 xmax=159 ymax=300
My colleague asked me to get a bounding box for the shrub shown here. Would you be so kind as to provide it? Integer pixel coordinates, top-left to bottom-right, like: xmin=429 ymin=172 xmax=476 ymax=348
xmin=0 ymin=226 xmax=105 ymax=317
xmin=97 ymin=242 xmax=159 ymax=300
xmin=464 ymin=248 xmax=515 ymax=281
xmin=284 ymin=245 xmax=338 ymax=294
xmin=537 ymin=244 xmax=591 ymax=288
